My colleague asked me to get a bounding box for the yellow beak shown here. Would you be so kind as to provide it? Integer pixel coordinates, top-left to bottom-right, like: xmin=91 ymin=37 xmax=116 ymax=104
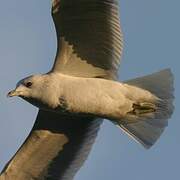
xmin=7 ymin=89 xmax=20 ymax=97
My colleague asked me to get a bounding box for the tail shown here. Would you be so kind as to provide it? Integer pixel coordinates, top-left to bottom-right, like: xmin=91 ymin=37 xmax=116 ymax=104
xmin=118 ymin=69 xmax=174 ymax=149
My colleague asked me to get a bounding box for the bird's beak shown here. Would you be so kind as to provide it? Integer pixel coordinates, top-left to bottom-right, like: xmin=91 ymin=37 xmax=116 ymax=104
xmin=7 ymin=89 xmax=20 ymax=97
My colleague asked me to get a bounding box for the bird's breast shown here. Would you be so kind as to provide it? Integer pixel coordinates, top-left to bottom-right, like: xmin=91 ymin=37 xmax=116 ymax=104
xmin=21 ymin=96 xmax=54 ymax=111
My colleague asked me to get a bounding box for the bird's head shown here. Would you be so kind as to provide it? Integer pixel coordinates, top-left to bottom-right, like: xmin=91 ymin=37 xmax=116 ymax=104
xmin=7 ymin=74 xmax=45 ymax=99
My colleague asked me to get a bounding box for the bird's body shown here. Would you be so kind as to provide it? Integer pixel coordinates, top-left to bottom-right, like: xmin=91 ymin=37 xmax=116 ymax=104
xmin=8 ymin=68 xmax=173 ymax=150
xmin=20 ymin=73 xmax=157 ymax=123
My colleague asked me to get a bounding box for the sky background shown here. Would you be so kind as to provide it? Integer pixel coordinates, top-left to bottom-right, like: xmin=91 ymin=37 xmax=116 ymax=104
xmin=0 ymin=0 xmax=179 ymax=180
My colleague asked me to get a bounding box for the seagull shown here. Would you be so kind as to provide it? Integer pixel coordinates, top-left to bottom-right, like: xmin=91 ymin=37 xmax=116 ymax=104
xmin=0 ymin=0 xmax=174 ymax=180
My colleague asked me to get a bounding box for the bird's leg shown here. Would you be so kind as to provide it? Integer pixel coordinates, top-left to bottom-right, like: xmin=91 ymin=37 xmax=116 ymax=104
xmin=128 ymin=102 xmax=156 ymax=115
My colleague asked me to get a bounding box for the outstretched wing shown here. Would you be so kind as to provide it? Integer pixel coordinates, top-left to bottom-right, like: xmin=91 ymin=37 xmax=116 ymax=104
xmin=51 ymin=0 xmax=123 ymax=79
xmin=0 ymin=110 xmax=102 ymax=180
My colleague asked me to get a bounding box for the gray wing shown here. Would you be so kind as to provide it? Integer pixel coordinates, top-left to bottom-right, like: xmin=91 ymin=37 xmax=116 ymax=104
xmin=51 ymin=0 xmax=123 ymax=79
xmin=0 ymin=110 xmax=102 ymax=180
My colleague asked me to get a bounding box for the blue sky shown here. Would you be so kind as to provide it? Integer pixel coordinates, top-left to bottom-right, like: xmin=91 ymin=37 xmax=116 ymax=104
xmin=0 ymin=0 xmax=179 ymax=180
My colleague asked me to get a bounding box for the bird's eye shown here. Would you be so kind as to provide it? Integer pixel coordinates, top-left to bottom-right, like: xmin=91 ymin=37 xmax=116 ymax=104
xmin=25 ymin=82 xmax=32 ymax=88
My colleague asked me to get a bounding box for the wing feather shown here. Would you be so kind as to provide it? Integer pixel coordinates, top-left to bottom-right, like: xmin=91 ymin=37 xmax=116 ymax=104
xmin=51 ymin=0 xmax=123 ymax=79
xmin=0 ymin=110 xmax=102 ymax=180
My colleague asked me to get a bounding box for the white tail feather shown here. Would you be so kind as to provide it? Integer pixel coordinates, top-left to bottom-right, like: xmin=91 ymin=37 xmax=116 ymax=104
xmin=118 ymin=69 xmax=174 ymax=149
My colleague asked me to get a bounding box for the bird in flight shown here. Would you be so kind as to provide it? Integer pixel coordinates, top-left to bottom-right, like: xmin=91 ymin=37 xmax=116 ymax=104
xmin=0 ymin=0 xmax=174 ymax=179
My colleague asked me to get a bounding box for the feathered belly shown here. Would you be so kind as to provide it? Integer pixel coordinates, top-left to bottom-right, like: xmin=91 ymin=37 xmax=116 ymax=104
xmin=59 ymin=79 xmax=133 ymax=120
